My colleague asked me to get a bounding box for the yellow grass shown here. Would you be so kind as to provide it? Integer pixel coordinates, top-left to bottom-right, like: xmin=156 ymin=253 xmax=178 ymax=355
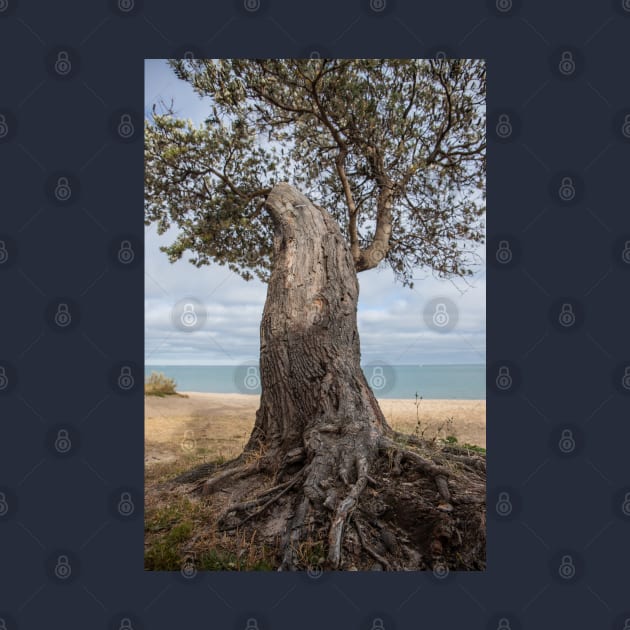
xmin=144 ymin=392 xmax=486 ymax=570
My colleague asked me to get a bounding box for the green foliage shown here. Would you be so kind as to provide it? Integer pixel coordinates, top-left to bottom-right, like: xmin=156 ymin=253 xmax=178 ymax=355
xmin=145 ymin=371 xmax=178 ymax=396
xmin=145 ymin=59 xmax=486 ymax=286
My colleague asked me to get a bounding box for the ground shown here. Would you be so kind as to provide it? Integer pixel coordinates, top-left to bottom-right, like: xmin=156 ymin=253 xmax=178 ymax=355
xmin=144 ymin=392 xmax=486 ymax=571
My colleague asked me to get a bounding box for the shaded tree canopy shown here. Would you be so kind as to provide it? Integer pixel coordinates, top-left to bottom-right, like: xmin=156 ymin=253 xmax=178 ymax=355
xmin=145 ymin=58 xmax=486 ymax=287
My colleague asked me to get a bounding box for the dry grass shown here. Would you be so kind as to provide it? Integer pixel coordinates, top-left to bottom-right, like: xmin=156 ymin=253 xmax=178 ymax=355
xmin=144 ymin=392 xmax=486 ymax=571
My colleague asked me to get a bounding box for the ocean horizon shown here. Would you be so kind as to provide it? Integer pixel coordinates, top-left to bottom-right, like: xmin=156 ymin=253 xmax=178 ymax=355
xmin=144 ymin=364 xmax=486 ymax=400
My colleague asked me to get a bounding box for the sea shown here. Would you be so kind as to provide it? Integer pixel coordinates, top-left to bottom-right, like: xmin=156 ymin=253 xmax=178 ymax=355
xmin=145 ymin=364 xmax=485 ymax=400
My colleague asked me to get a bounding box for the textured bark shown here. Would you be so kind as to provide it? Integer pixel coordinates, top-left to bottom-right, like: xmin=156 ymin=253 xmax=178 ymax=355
xmin=185 ymin=182 xmax=486 ymax=571
xmin=245 ymin=182 xmax=387 ymax=459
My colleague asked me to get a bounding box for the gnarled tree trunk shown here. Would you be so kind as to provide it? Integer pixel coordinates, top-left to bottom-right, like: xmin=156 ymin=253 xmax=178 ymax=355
xmin=183 ymin=182 xmax=486 ymax=571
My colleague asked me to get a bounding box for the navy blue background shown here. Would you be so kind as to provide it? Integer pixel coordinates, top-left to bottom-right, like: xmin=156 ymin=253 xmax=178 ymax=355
xmin=1 ymin=0 xmax=630 ymax=628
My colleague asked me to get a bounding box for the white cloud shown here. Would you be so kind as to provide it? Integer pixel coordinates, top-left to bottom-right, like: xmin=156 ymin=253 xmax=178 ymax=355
xmin=144 ymin=61 xmax=486 ymax=366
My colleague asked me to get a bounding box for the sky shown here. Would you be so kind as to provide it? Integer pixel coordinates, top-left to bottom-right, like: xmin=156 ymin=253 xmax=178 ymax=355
xmin=144 ymin=59 xmax=486 ymax=366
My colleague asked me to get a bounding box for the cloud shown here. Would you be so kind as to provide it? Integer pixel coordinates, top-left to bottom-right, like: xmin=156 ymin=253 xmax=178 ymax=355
xmin=145 ymin=223 xmax=485 ymax=365
xmin=144 ymin=60 xmax=486 ymax=366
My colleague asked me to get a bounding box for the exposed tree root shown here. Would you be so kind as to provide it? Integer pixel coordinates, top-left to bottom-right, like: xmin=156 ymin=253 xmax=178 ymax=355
xmin=182 ymin=434 xmax=486 ymax=571
xmin=219 ymin=468 xmax=306 ymax=531
xmin=352 ymin=515 xmax=392 ymax=570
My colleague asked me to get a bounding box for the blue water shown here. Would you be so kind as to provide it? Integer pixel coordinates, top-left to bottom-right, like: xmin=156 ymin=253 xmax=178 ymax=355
xmin=145 ymin=364 xmax=485 ymax=400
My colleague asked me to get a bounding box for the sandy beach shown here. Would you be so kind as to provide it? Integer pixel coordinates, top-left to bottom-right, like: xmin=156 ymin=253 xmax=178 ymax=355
xmin=145 ymin=392 xmax=485 ymax=466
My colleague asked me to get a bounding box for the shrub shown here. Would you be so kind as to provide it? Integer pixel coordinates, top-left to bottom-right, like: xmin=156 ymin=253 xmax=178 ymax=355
xmin=145 ymin=371 xmax=178 ymax=396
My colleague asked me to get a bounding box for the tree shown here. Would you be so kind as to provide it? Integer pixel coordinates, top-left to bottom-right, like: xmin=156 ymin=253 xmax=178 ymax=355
xmin=145 ymin=59 xmax=486 ymax=571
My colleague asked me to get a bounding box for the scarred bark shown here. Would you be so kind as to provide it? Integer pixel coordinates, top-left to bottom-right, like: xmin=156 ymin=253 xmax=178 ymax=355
xmin=184 ymin=182 xmax=486 ymax=571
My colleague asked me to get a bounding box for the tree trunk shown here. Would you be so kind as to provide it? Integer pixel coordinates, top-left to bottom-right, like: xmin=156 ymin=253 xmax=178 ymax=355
xmin=246 ymin=182 xmax=387 ymax=469
xmin=183 ymin=183 xmax=486 ymax=571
